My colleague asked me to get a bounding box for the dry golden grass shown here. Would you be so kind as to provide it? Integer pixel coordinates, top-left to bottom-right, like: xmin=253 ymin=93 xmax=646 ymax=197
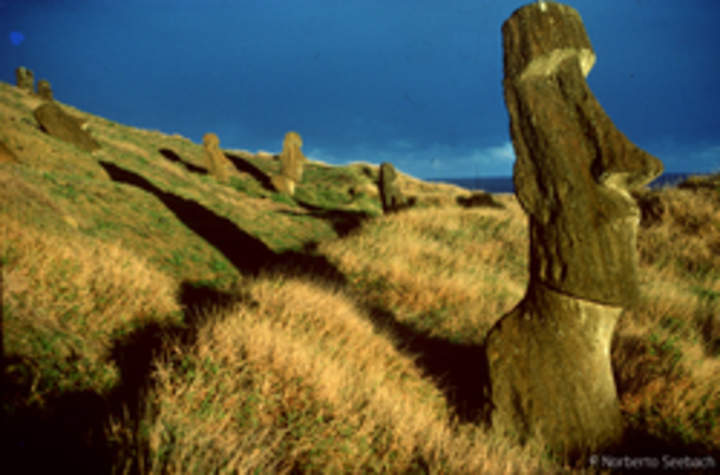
xmin=2 ymin=80 xmax=719 ymax=472
xmin=109 ymin=276 xmax=554 ymax=473
xmin=2 ymin=216 xmax=181 ymax=398
xmin=318 ymin=205 xmax=528 ymax=342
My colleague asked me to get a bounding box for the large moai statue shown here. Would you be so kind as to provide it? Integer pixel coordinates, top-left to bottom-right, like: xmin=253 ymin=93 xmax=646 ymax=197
xmin=484 ymin=1 xmax=663 ymax=460
xmin=271 ymin=131 xmax=306 ymax=196
xmin=33 ymin=103 xmax=101 ymax=153
xmin=15 ymin=66 xmax=34 ymax=93
xmin=378 ymin=162 xmax=406 ymax=213
xmin=37 ymin=79 xmax=53 ymax=101
xmin=202 ymin=132 xmax=230 ymax=182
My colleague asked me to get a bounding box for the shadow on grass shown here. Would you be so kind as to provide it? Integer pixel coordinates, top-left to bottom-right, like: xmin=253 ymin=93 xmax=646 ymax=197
xmin=0 ymin=281 xmax=253 ymax=473
xmin=224 ymin=152 xmax=275 ymax=191
xmin=360 ymin=303 xmax=492 ymax=426
xmin=158 ymin=148 xmax=208 ymax=175
xmin=277 ymin=199 xmax=374 ymax=237
xmin=98 ymin=160 xmax=347 ymax=285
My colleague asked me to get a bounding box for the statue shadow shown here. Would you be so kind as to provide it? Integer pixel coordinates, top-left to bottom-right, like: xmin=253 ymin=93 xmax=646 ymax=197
xmin=158 ymin=148 xmax=207 ymax=175
xmin=277 ymin=199 xmax=374 ymax=238
xmin=0 ymin=281 xmax=254 ymax=473
xmin=98 ymin=160 xmax=346 ymax=285
xmin=361 ymin=303 xmax=492 ymax=425
xmin=223 ymin=152 xmax=275 ymax=191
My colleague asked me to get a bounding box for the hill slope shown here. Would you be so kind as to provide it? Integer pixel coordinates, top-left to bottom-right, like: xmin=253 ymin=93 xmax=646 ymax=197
xmin=1 ymin=80 xmax=719 ymax=473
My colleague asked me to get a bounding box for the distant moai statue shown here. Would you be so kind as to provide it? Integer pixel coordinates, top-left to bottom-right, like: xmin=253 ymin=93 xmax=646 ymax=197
xmin=483 ymin=1 xmax=663 ymax=461
xmin=280 ymin=131 xmax=306 ymax=182
xmin=37 ymin=79 xmax=53 ymax=101
xmin=271 ymin=131 xmax=306 ymax=196
xmin=378 ymin=162 xmax=406 ymax=213
xmin=15 ymin=66 xmax=34 ymax=93
xmin=202 ymin=132 xmax=231 ymax=182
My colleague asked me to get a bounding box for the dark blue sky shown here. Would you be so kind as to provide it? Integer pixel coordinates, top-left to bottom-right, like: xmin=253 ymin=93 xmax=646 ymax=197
xmin=2 ymin=0 xmax=719 ymax=179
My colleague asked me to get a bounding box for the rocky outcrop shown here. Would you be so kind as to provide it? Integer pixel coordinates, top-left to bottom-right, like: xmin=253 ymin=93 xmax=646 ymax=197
xmin=456 ymin=191 xmax=504 ymax=209
xmin=378 ymin=162 xmax=407 ymax=213
xmin=202 ymin=132 xmax=231 ymax=182
xmin=37 ymin=79 xmax=53 ymax=101
xmin=15 ymin=66 xmax=34 ymax=93
xmin=484 ymin=1 xmax=663 ymax=461
xmin=33 ymin=103 xmax=101 ymax=153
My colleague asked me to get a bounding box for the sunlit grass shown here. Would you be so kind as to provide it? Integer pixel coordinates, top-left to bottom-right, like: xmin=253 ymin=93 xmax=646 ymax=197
xmin=2 ymin=80 xmax=719 ymax=472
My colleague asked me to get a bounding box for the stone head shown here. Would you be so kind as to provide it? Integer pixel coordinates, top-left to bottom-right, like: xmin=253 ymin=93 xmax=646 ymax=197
xmin=283 ymin=131 xmax=303 ymax=153
xmin=503 ymin=2 xmax=663 ymax=305
xmin=203 ymin=132 xmax=219 ymax=148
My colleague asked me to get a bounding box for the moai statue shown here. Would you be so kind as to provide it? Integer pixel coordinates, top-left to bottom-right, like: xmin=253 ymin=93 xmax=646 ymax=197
xmin=37 ymin=79 xmax=53 ymax=101
xmin=280 ymin=131 xmax=305 ymax=182
xmin=484 ymin=1 xmax=663 ymax=460
xmin=378 ymin=162 xmax=406 ymax=213
xmin=272 ymin=131 xmax=306 ymax=196
xmin=15 ymin=66 xmax=34 ymax=93
xmin=202 ymin=132 xmax=230 ymax=182
xmin=270 ymin=174 xmax=296 ymax=196
xmin=33 ymin=103 xmax=101 ymax=153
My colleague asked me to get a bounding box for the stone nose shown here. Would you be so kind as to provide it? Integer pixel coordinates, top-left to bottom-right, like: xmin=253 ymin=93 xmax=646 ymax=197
xmin=592 ymin=139 xmax=664 ymax=192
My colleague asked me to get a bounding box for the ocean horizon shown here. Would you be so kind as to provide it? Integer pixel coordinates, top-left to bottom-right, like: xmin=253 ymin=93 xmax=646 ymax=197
xmin=424 ymin=172 xmax=711 ymax=194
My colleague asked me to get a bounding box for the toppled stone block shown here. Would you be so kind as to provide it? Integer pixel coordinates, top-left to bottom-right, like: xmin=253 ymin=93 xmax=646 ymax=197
xmin=15 ymin=66 xmax=34 ymax=93
xmin=456 ymin=191 xmax=504 ymax=209
xmin=33 ymin=102 xmax=101 ymax=153
xmin=484 ymin=1 xmax=663 ymax=461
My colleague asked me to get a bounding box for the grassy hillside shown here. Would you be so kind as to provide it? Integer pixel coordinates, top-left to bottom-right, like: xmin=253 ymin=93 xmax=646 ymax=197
xmin=1 ymin=79 xmax=719 ymax=473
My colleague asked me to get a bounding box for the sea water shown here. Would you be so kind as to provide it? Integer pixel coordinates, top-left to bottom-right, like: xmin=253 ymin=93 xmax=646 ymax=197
xmin=425 ymin=172 xmax=700 ymax=194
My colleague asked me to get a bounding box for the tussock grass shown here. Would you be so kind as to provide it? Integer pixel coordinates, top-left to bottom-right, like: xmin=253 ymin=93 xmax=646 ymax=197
xmin=108 ymin=277 xmax=551 ymax=473
xmin=1 ymin=80 xmax=719 ymax=472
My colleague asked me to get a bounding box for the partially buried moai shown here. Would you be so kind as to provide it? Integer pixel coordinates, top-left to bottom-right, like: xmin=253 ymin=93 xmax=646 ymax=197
xmin=271 ymin=131 xmax=306 ymax=196
xmin=202 ymin=132 xmax=231 ymax=183
xmin=15 ymin=66 xmax=34 ymax=93
xmin=37 ymin=79 xmax=53 ymax=101
xmin=483 ymin=1 xmax=663 ymax=460
xmin=378 ymin=162 xmax=406 ymax=213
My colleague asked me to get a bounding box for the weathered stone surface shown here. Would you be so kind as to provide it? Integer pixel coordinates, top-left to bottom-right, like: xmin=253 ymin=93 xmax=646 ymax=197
xmin=456 ymin=191 xmax=504 ymax=209
xmin=378 ymin=162 xmax=406 ymax=213
xmin=270 ymin=174 xmax=295 ymax=195
xmin=279 ymin=131 xmax=306 ymax=183
xmin=505 ymin=2 xmax=663 ymax=305
xmin=37 ymin=79 xmax=53 ymax=101
xmin=15 ymin=66 xmax=34 ymax=93
xmin=33 ymin=102 xmax=101 ymax=152
xmin=202 ymin=132 xmax=230 ymax=182
xmin=484 ymin=1 xmax=664 ymax=461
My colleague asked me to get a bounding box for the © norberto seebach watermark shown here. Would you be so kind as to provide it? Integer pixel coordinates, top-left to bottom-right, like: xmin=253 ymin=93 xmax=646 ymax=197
xmin=589 ymin=453 xmax=717 ymax=471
